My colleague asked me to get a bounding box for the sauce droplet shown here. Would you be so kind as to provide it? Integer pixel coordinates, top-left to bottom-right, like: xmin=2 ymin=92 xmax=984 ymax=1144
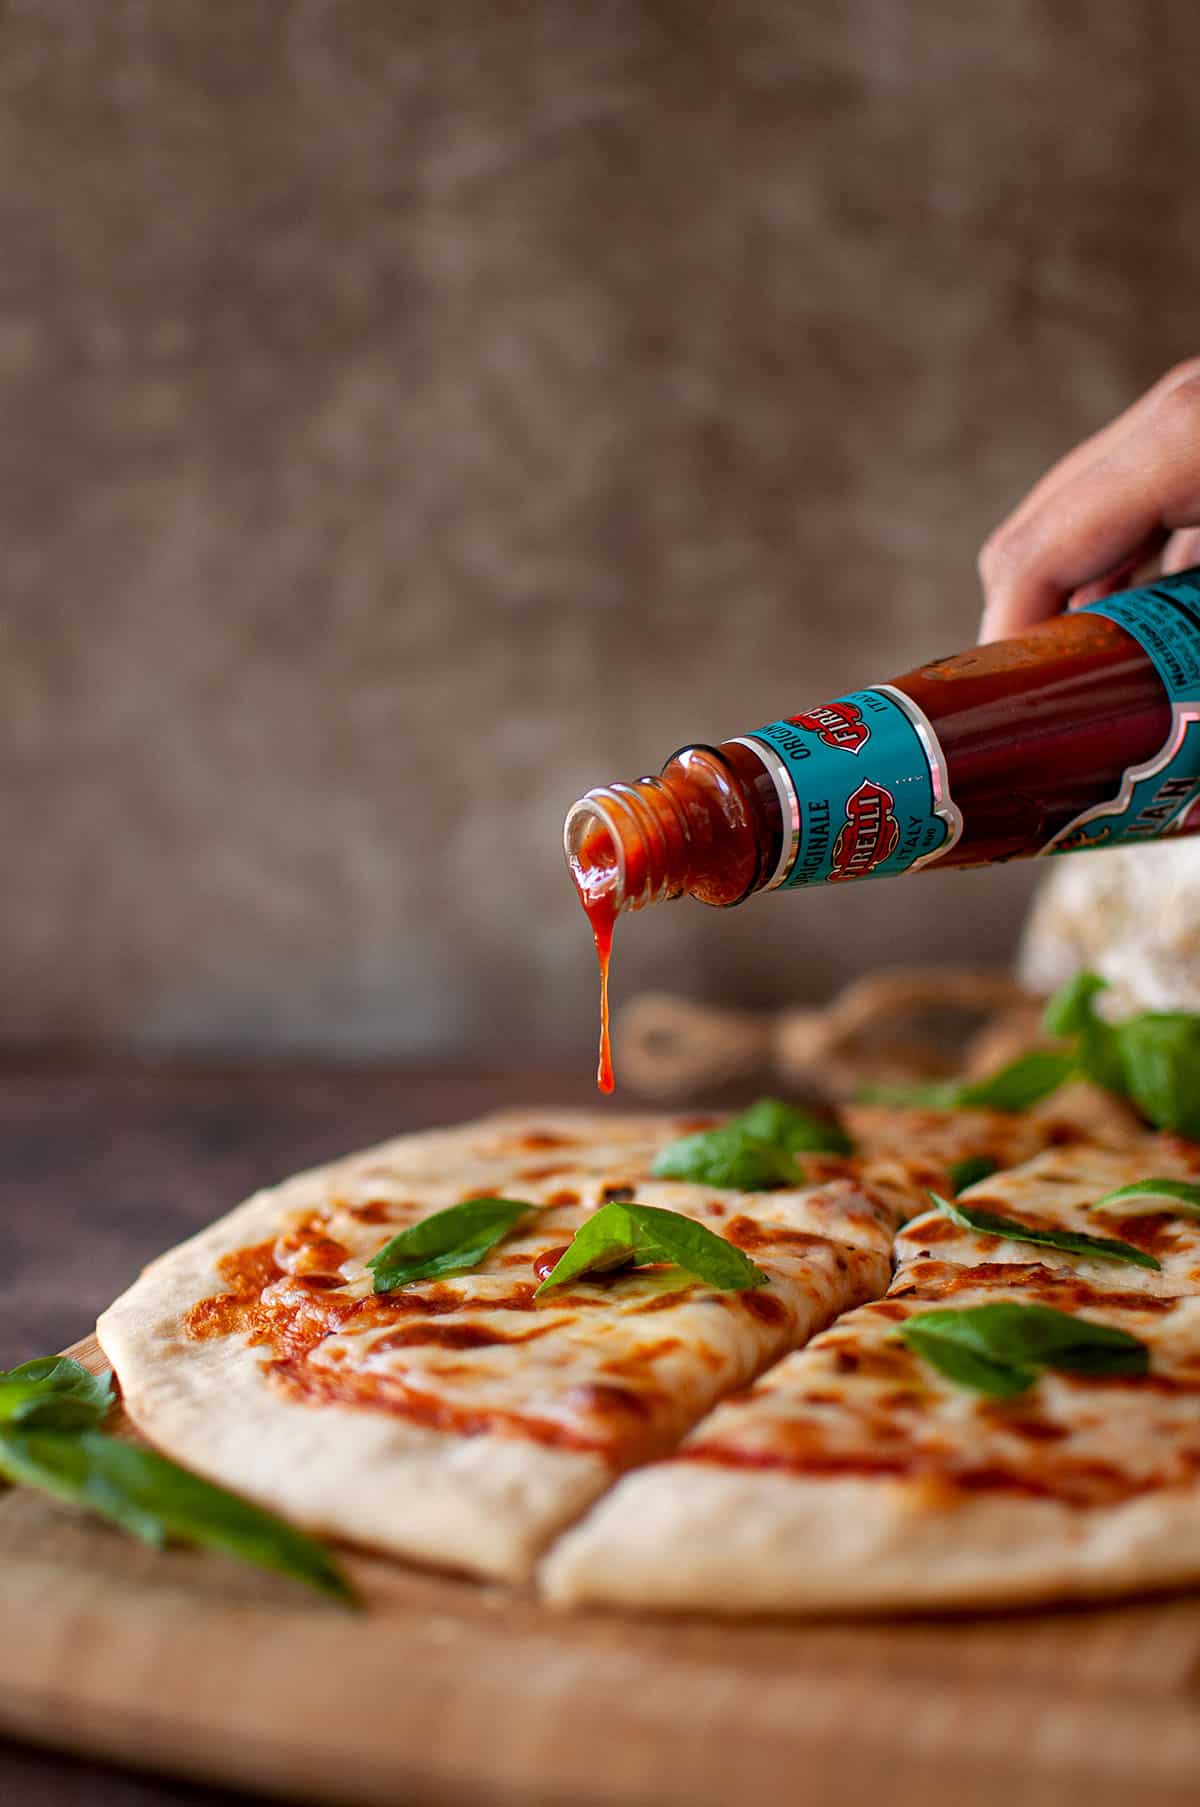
xmin=533 ymin=1244 xmax=573 ymax=1283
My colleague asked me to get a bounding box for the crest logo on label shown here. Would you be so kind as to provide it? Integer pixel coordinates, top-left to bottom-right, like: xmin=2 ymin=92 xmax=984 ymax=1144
xmin=790 ymin=702 xmax=869 ymax=754
xmin=829 ymin=780 xmax=900 ymax=882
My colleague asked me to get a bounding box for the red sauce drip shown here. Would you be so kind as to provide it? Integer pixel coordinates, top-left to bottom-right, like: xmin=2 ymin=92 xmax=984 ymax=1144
xmin=587 ymin=876 xmax=617 ymax=1093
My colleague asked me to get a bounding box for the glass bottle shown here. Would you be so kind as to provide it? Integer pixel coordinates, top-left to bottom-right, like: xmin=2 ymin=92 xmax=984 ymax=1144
xmin=565 ymin=571 xmax=1200 ymax=1089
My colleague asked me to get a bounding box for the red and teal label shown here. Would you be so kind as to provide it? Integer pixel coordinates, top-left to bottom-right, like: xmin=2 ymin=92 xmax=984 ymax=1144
xmin=740 ymin=687 xmax=963 ymax=889
xmin=1045 ymin=571 xmax=1200 ymax=854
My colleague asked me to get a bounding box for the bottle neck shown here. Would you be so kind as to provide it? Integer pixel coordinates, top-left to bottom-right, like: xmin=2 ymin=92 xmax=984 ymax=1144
xmin=564 ymin=740 xmax=784 ymax=921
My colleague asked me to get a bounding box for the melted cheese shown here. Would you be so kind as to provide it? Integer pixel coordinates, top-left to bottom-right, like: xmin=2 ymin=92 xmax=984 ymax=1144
xmin=672 ymin=1261 xmax=1200 ymax=1506
xmin=189 ymin=1121 xmax=893 ymax=1462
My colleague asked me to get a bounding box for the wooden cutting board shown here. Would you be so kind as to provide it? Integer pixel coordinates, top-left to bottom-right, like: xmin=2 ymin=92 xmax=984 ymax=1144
xmin=2 ymin=1337 xmax=1200 ymax=1807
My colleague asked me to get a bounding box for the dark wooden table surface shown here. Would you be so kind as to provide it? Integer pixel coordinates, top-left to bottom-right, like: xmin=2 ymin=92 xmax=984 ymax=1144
xmin=0 ymin=1056 xmax=622 ymax=1807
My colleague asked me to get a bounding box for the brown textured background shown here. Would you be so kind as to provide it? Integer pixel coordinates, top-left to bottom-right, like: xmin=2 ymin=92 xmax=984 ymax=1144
xmin=5 ymin=0 xmax=1200 ymax=1063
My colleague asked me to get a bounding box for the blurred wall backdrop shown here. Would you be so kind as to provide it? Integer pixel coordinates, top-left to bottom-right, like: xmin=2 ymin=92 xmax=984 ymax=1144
xmin=5 ymin=1 xmax=1200 ymax=1060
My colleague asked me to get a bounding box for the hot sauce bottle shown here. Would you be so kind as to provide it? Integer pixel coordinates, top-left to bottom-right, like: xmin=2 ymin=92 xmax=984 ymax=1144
xmin=566 ymin=571 xmax=1200 ymax=1091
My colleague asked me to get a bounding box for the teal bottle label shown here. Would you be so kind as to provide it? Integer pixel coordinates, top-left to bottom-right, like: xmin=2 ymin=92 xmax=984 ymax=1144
xmin=740 ymin=685 xmax=963 ymax=889
xmin=1045 ymin=571 xmax=1200 ymax=855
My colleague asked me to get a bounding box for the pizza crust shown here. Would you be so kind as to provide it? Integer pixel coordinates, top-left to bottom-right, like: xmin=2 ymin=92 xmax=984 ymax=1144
xmin=541 ymin=1466 xmax=1200 ymax=1615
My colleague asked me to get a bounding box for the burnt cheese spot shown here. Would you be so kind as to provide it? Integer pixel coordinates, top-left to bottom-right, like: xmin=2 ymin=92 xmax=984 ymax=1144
xmin=369 ymin=1321 xmax=553 ymax=1351
xmin=564 ymin=1383 xmax=653 ymax=1421
xmin=741 ymin=1291 xmax=789 ymax=1327
xmin=347 ymin=1200 xmax=395 ymax=1224
xmin=725 ymin=1216 xmax=824 ymax=1253
xmin=906 ymin=1216 xmax=968 ymax=1245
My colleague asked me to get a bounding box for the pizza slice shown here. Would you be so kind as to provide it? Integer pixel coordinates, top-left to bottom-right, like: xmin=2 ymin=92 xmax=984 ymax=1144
xmin=98 ymin=1112 xmax=890 ymax=1583
xmin=541 ymin=1259 xmax=1200 ymax=1613
xmin=894 ymin=1139 xmax=1200 ymax=1296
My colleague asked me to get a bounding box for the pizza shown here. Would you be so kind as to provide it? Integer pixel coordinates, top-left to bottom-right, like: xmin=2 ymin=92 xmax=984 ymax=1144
xmin=98 ymin=1096 xmax=1200 ymax=1613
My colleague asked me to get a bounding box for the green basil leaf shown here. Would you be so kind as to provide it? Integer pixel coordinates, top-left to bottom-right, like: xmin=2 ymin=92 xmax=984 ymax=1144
xmin=534 ymin=1200 xmax=768 ymax=1296
xmin=1043 ymin=970 xmax=1110 ymax=1039
xmin=898 ymin=1301 xmax=1149 ymax=1396
xmin=1050 ymin=973 xmax=1125 ymax=1095
xmin=897 ymin=1322 xmax=1034 ymax=1398
xmin=731 ymin=1098 xmax=853 ymax=1156
xmin=859 ymin=1050 xmax=1073 ymax=1116
xmin=1091 ymin=1178 xmax=1200 ymax=1220
xmin=367 ymin=1196 xmax=533 ymax=1292
xmin=0 ymin=1358 xmax=114 ymax=1431
xmin=954 ymin=1050 xmax=1078 ymax=1113
xmin=0 ymin=1428 xmax=355 ymax=1603
xmin=651 ymin=1127 xmax=803 ymax=1190
xmin=1113 ymin=1013 xmax=1200 ymax=1141
xmin=947 ymin=1155 xmax=998 ymax=1196
xmin=929 ymin=1192 xmax=1160 ymax=1270
xmin=855 ymin=1079 xmax=964 ymax=1110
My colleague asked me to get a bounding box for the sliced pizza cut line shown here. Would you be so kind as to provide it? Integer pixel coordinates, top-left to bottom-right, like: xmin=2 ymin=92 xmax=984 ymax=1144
xmin=894 ymin=1141 xmax=1200 ymax=1297
xmin=540 ymin=1260 xmax=1200 ymax=1614
xmin=98 ymin=1113 xmax=895 ymax=1584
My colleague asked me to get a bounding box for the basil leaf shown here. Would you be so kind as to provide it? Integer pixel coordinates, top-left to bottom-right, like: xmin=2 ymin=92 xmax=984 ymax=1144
xmin=534 ymin=1200 xmax=768 ymax=1296
xmin=954 ymin=1050 xmax=1078 ymax=1113
xmin=898 ymin=1302 xmax=1149 ymax=1397
xmin=1114 ymin=1013 xmax=1200 ymax=1141
xmin=856 ymin=1079 xmax=964 ymax=1110
xmin=651 ymin=1127 xmax=803 ymax=1190
xmin=929 ymin=1192 xmax=1160 ymax=1270
xmin=947 ymin=1155 xmax=998 ymax=1196
xmin=1091 ymin=1178 xmax=1200 ymax=1220
xmin=367 ymin=1197 xmax=533 ymax=1292
xmin=1043 ymin=970 xmax=1125 ymax=1096
xmin=898 ymin=1323 xmax=1034 ymax=1398
xmin=0 ymin=1428 xmax=354 ymax=1603
xmin=731 ymin=1098 xmax=853 ymax=1156
xmin=0 ymin=1358 xmax=114 ymax=1431
xmin=1043 ymin=970 xmax=1110 ymax=1039
xmin=1042 ymin=973 xmax=1200 ymax=1136
xmin=859 ymin=1050 xmax=1073 ymax=1116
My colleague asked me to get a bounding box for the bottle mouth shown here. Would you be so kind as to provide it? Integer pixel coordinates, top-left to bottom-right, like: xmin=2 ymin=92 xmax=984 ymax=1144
xmin=563 ymin=780 xmax=688 ymax=914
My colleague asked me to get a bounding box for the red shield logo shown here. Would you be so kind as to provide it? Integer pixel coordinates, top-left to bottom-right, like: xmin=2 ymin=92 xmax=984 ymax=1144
xmin=829 ymin=780 xmax=900 ymax=882
xmin=789 ymin=702 xmax=869 ymax=754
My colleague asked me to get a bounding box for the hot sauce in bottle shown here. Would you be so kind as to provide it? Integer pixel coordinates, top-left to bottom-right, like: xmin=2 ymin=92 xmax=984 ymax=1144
xmin=566 ymin=571 xmax=1200 ymax=1091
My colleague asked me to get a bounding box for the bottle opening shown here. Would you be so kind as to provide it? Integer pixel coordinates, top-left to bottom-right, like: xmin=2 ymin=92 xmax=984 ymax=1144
xmin=563 ymin=794 xmax=626 ymax=916
xmin=564 ymin=779 xmax=692 ymax=916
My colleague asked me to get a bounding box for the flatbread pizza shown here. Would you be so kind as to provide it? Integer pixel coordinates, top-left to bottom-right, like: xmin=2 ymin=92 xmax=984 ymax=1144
xmin=97 ymin=1095 xmax=1200 ymax=1615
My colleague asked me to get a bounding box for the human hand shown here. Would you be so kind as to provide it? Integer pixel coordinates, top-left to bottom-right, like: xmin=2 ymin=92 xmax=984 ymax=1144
xmin=978 ymin=361 xmax=1200 ymax=643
